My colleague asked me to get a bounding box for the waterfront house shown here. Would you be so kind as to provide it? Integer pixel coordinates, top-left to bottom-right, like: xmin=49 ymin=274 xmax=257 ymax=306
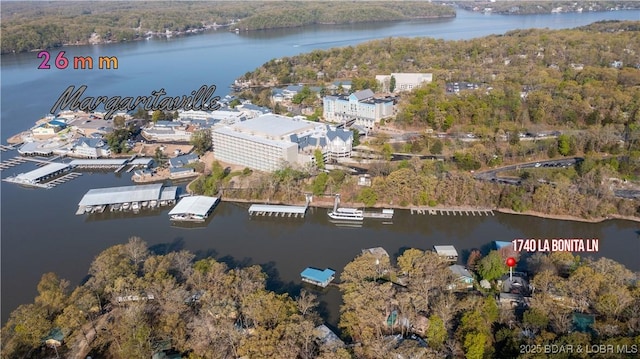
xmin=300 ymin=267 xmax=335 ymax=287
xmin=448 ymin=264 xmax=474 ymax=289
xmin=434 ymin=245 xmax=458 ymax=262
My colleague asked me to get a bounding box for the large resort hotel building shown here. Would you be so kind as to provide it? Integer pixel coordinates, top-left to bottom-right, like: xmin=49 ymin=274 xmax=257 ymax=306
xmin=212 ymin=114 xmax=353 ymax=172
xmin=322 ymin=89 xmax=395 ymax=131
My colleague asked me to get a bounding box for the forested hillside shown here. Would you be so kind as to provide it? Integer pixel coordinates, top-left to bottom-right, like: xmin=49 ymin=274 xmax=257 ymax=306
xmin=1 ymin=237 xmax=336 ymax=359
xmin=0 ymin=1 xmax=454 ymax=54
xmin=234 ymin=22 xmax=640 ymax=219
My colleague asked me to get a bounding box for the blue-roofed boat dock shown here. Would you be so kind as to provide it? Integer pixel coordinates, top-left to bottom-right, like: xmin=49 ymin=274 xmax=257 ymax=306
xmin=301 ymin=267 xmax=336 ymax=288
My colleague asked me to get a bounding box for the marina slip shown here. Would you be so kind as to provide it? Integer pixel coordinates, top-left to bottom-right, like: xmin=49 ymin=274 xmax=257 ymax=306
xmin=512 ymin=238 xmax=599 ymax=253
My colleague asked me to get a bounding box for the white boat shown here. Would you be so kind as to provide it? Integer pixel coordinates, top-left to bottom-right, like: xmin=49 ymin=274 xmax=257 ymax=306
xmin=122 ymin=202 xmax=131 ymax=210
xmin=328 ymin=207 xmax=364 ymax=221
xmin=132 ymin=202 xmax=140 ymax=211
xmin=141 ymin=201 xmax=149 ymax=208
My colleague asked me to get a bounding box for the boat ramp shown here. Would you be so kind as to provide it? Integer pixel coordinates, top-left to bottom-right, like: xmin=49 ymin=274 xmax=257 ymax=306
xmin=76 ymin=183 xmax=178 ymax=215
xmin=410 ymin=207 xmax=494 ymax=216
xmin=169 ymin=196 xmax=220 ymax=222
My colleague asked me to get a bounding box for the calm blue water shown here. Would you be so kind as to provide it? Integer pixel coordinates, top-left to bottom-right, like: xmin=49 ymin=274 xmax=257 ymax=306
xmin=1 ymin=9 xmax=639 ymax=324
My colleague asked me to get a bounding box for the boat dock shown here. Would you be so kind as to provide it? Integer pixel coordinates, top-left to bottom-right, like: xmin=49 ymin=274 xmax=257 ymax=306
xmin=248 ymin=194 xmax=311 ymax=218
xmin=0 ymin=157 xmax=27 ymax=171
xmin=248 ymin=204 xmax=308 ymax=218
xmin=76 ymin=183 xmax=178 ymax=215
xmin=68 ymin=158 xmax=153 ymax=172
xmin=410 ymin=207 xmax=494 ymax=216
xmin=363 ymin=208 xmax=394 ymax=219
xmin=168 ymin=196 xmax=220 ymax=222
xmin=300 ymin=267 xmax=335 ymax=288
xmin=0 ymin=144 xmax=19 ymax=152
xmin=46 ymin=172 xmax=83 ymax=187
xmin=3 ymin=162 xmax=72 ymax=188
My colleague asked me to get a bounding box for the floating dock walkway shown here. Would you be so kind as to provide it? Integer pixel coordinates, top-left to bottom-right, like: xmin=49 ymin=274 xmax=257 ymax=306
xmin=46 ymin=172 xmax=83 ymax=188
xmin=410 ymin=207 xmax=494 ymax=216
xmin=363 ymin=208 xmax=394 ymax=219
xmin=0 ymin=144 xmax=19 ymax=152
xmin=0 ymin=157 xmax=27 ymax=171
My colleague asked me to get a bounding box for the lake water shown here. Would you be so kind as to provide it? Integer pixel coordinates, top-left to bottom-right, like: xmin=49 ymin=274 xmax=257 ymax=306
xmin=2 ymin=9 xmax=639 ymax=325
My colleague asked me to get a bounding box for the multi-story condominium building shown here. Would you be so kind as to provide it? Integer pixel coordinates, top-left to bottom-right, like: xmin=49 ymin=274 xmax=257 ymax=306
xmin=212 ymin=114 xmax=353 ymax=172
xmin=375 ymin=73 xmax=433 ymax=93
xmin=322 ymin=89 xmax=395 ymax=131
xmin=72 ymin=137 xmax=112 ymax=158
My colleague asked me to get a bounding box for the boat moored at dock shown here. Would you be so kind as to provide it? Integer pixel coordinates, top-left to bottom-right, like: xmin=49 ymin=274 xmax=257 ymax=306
xmin=328 ymin=207 xmax=364 ymax=221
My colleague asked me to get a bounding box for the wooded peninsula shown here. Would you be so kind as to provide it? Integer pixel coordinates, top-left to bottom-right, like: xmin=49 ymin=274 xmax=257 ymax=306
xmin=0 ymin=1 xmax=454 ymax=54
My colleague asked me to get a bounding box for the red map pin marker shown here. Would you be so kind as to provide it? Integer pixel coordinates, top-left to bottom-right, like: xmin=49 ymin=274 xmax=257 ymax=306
xmin=506 ymin=257 xmax=516 ymax=268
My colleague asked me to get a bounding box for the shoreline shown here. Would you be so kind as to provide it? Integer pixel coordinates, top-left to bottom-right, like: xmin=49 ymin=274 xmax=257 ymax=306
xmin=495 ymin=208 xmax=640 ymax=224
xmin=218 ymin=196 xmax=640 ymax=224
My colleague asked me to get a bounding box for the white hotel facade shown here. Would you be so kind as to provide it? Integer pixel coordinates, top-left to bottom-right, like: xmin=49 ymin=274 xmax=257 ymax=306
xmin=211 ymin=114 xmax=353 ymax=172
xmin=322 ymin=89 xmax=395 ymax=131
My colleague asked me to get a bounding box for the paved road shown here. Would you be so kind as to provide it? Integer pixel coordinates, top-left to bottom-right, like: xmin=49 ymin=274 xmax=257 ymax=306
xmin=473 ymin=158 xmax=583 ymax=183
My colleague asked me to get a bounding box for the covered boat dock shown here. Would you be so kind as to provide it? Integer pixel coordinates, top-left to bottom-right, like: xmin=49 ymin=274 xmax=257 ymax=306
xmin=248 ymin=204 xmax=308 ymax=218
xmin=300 ymin=267 xmax=335 ymax=288
xmin=168 ymin=196 xmax=220 ymax=222
xmin=434 ymin=245 xmax=459 ymax=262
xmin=3 ymin=162 xmax=71 ymax=188
xmin=76 ymin=183 xmax=177 ymax=214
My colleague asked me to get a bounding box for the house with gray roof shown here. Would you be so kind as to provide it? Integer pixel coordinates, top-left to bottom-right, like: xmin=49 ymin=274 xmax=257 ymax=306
xmin=448 ymin=264 xmax=474 ymax=290
xmin=169 ymin=153 xmax=199 ymax=168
